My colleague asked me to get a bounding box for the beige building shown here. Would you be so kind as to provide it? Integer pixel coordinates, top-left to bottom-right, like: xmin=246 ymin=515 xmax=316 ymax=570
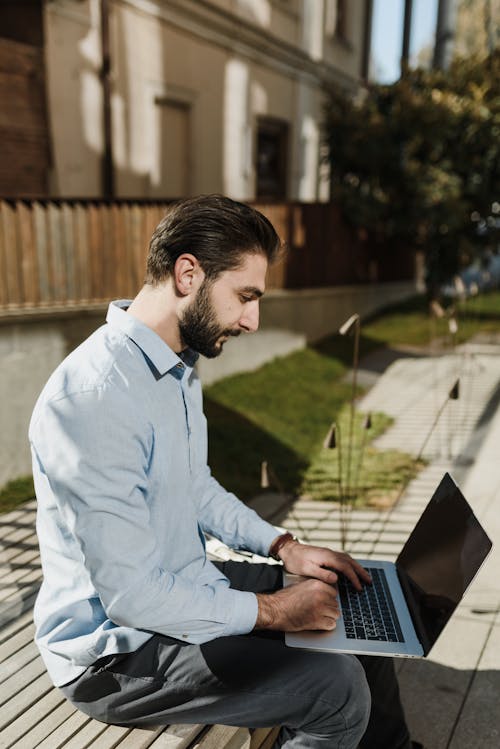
xmin=25 ymin=0 xmax=372 ymax=201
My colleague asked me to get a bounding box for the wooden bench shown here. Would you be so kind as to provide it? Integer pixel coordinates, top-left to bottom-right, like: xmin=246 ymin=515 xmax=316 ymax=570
xmin=0 ymin=494 xmax=291 ymax=749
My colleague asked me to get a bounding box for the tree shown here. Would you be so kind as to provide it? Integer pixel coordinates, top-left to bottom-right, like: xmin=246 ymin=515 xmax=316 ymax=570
xmin=324 ymin=50 xmax=500 ymax=297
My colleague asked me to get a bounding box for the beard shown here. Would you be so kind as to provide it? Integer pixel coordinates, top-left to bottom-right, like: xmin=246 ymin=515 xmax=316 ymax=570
xmin=178 ymin=279 xmax=240 ymax=358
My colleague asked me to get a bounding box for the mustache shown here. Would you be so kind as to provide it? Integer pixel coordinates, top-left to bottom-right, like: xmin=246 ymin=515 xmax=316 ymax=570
xmin=223 ymin=329 xmax=241 ymax=338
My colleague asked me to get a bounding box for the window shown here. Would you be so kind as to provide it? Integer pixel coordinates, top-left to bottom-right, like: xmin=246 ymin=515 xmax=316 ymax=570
xmin=325 ymin=0 xmax=348 ymax=41
xmin=256 ymin=118 xmax=289 ymax=201
xmin=152 ymin=98 xmax=192 ymax=199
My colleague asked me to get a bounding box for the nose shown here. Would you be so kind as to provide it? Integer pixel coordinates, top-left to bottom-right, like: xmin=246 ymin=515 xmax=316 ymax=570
xmin=239 ymin=300 xmax=260 ymax=333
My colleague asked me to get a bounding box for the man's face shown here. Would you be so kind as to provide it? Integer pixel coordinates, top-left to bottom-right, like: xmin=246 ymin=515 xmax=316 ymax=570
xmin=179 ymin=252 xmax=267 ymax=358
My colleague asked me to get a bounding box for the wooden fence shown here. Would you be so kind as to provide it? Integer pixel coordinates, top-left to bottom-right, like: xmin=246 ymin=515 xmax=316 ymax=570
xmin=0 ymin=199 xmax=415 ymax=314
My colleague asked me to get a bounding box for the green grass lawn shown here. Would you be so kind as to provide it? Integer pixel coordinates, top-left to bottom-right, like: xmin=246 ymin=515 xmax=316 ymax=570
xmin=2 ymin=289 xmax=499 ymax=514
xmin=205 ymin=340 xmax=415 ymax=504
xmin=0 ymin=476 xmax=35 ymax=514
xmin=207 ymin=289 xmax=500 ymax=503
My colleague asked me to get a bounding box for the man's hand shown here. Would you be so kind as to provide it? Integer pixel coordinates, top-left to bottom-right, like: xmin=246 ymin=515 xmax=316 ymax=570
xmin=255 ymin=578 xmax=340 ymax=632
xmin=275 ymin=537 xmax=371 ymax=592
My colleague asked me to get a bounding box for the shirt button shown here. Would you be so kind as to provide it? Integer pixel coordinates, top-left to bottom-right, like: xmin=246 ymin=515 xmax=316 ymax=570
xmin=182 ymin=634 xmax=188 ymax=639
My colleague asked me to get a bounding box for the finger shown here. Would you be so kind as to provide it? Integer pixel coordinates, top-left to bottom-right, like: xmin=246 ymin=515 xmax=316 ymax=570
xmin=336 ymin=554 xmax=373 ymax=589
xmin=333 ymin=560 xmax=365 ymax=591
xmin=310 ymin=616 xmax=337 ymax=632
xmin=314 ymin=565 xmax=338 ymax=585
xmin=350 ymin=559 xmax=372 ymax=583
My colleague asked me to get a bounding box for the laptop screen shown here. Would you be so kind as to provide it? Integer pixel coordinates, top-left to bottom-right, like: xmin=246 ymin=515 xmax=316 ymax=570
xmin=396 ymin=473 xmax=492 ymax=655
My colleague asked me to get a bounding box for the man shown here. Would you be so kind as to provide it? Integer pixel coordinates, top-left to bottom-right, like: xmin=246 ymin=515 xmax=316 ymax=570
xmin=30 ymin=195 xmax=414 ymax=749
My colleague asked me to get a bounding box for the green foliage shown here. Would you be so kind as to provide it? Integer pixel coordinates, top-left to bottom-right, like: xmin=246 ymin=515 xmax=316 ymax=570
xmin=0 ymin=476 xmax=35 ymax=514
xmin=324 ymin=51 xmax=500 ymax=294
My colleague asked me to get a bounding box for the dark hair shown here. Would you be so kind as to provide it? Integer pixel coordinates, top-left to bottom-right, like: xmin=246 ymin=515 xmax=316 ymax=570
xmin=145 ymin=194 xmax=282 ymax=284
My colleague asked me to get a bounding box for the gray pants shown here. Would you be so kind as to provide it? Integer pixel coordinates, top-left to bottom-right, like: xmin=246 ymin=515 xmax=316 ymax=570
xmin=61 ymin=561 xmax=411 ymax=749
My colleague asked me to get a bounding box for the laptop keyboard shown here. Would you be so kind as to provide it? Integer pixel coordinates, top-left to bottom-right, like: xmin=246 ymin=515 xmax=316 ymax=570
xmin=338 ymin=567 xmax=405 ymax=643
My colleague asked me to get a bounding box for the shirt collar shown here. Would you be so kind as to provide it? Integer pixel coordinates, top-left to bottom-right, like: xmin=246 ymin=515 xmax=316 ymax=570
xmin=106 ymin=300 xmax=199 ymax=378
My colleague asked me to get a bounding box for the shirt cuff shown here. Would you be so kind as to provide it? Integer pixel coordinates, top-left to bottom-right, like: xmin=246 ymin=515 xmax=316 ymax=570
xmin=222 ymin=588 xmax=259 ymax=636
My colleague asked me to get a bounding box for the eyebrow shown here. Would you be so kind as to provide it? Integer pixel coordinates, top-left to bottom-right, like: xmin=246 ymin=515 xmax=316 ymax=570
xmin=239 ymin=286 xmax=264 ymax=299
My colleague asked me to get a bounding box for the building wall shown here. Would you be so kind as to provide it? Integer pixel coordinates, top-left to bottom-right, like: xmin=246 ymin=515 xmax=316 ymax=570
xmin=43 ymin=0 xmax=368 ymax=201
xmin=44 ymin=0 xmax=103 ymax=196
xmin=0 ymin=280 xmax=417 ymax=487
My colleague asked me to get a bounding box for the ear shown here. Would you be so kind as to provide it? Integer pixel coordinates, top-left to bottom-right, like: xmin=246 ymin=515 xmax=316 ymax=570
xmin=173 ymin=254 xmax=203 ymax=297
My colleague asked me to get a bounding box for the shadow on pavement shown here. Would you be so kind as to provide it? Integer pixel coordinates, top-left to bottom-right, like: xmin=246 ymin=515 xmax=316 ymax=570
xmin=398 ymin=656 xmax=500 ymax=749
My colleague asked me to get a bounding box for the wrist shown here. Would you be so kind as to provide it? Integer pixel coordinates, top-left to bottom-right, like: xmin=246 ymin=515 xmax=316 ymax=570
xmin=255 ymin=593 xmax=278 ymax=629
xmin=269 ymin=532 xmax=298 ymax=561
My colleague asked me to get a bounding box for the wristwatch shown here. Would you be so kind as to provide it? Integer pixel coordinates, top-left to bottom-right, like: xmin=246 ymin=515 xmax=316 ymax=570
xmin=269 ymin=532 xmax=298 ymax=561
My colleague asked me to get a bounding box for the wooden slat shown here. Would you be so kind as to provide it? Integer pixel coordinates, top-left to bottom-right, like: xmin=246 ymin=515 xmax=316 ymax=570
xmin=0 ymin=602 xmax=34 ymax=645
xmin=148 ymin=725 xmax=205 ymax=749
xmin=0 ymin=685 xmax=68 ymax=749
xmin=33 ymin=201 xmax=51 ymax=303
xmin=0 ymin=532 xmax=39 ymax=565
xmin=111 ymin=726 xmax=164 ymax=748
xmin=0 ymin=202 xmax=9 ymax=304
xmin=9 ymin=699 xmax=76 ymax=748
xmin=0 ymin=572 xmax=42 ymax=606
xmin=0 ymin=73 xmax=47 ymax=134
xmin=0 ymin=546 xmax=39 ymax=577
xmin=112 ymin=203 xmax=127 ymax=298
xmin=86 ymin=724 xmax=131 ymax=748
xmin=16 ymin=201 xmax=40 ymax=305
xmin=101 ymin=205 xmax=114 ymax=301
xmin=0 ymin=38 xmax=41 ymax=77
xmin=0 ymin=525 xmax=37 ymax=549
xmin=0 ymin=201 xmax=22 ymax=304
xmin=0 ymin=671 xmax=53 ymax=729
xmin=0 ymin=637 xmax=37 ymax=682
xmin=141 ymin=206 xmax=154 ymax=282
xmin=0 ymin=587 xmax=37 ymax=638
xmin=0 ymin=651 xmax=47 ymax=706
xmin=0 ymin=509 xmax=37 ymax=538
xmin=0 ymin=587 xmax=39 ymax=630
xmin=88 ymin=204 xmax=103 ymax=300
xmin=41 ymin=714 xmax=107 ymax=749
xmin=190 ymin=725 xmax=241 ymax=749
xmin=250 ymin=727 xmax=279 ymax=749
xmin=62 ymin=203 xmax=77 ymax=301
xmin=0 ymin=564 xmax=43 ymax=603
xmin=144 ymin=206 xmax=159 ymax=255
xmin=47 ymin=203 xmax=67 ymax=303
xmin=0 ymin=550 xmax=41 ymax=600
xmin=0 ymin=619 xmax=35 ymax=660
xmin=74 ymin=202 xmax=91 ymax=301
xmin=2 ymin=523 xmax=39 ymax=545
xmin=129 ymin=204 xmax=141 ymax=294
xmin=124 ymin=203 xmax=138 ymax=296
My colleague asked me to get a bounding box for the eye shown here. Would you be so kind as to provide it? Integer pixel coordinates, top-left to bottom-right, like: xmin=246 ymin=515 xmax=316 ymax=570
xmin=239 ymin=294 xmax=254 ymax=303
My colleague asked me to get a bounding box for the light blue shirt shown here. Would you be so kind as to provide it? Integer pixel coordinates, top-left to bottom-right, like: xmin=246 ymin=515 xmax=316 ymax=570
xmin=29 ymin=301 xmax=279 ymax=686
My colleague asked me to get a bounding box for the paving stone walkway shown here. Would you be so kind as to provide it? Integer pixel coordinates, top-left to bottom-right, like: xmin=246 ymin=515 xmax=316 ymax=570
xmin=278 ymin=337 xmax=500 ymax=749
